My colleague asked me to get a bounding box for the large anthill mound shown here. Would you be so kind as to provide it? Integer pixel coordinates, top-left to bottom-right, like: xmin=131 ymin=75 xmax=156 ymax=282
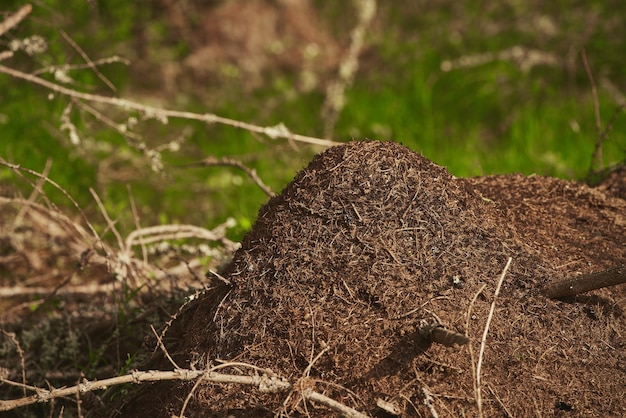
xmin=117 ymin=141 xmax=625 ymax=417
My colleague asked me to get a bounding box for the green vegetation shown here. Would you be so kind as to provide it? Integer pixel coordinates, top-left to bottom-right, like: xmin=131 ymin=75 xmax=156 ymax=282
xmin=1 ymin=1 xmax=624 ymax=242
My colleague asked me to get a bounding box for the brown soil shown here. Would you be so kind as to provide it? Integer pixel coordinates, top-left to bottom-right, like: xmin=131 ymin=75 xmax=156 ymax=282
xmin=113 ymin=140 xmax=625 ymax=417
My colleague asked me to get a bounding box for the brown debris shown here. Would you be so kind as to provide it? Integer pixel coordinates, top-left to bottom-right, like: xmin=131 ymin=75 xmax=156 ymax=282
xmin=118 ymin=141 xmax=625 ymax=417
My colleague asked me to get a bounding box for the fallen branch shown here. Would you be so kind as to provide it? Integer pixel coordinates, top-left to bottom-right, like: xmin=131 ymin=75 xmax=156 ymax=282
xmin=0 ymin=369 xmax=289 ymax=411
xmin=541 ymin=264 xmax=626 ymax=299
xmin=0 ymin=367 xmax=370 ymax=417
xmin=304 ymin=388 xmax=370 ymax=418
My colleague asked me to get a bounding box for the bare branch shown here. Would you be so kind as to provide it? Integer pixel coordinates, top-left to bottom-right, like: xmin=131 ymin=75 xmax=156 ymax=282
xmin=150 ymin=325 xmax=180 ymax=370
xmin=0 ymin=64 xmax=339 ymax=147
xmin=89 ymin=187 xmax=125 ymax=252
xmin=0 ymin=4 xmax=32 ymax=37
xmin=475 ymin=257 xmax=512 ymax=418
xmin=441 ymin=46 xmax=558 ymax=73
xmin=303 ymin=388 xmax=370 ymax=418
xmin=187 ymin=156 xmax=276 ymax=198
xmin=0 ymin=159 xmax=101 ymax=243
xmin=0 ymin=282 xmax=118 ymax=298
xmin=32 ymin=55 xmax=130 ymax=76
xmin=60 ymin=29 xmax=117 ymax=92
xmin=0 ymin=51 xmax=13 ymax=61
xmin=74 ymin=99 xmax=143 ymax=142
xmin=0 ymin=369 xmax=289 ymax=412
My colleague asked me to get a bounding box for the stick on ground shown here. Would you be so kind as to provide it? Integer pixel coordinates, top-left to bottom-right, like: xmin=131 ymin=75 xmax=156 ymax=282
xmin=541 ymin=264 xmax=626 ymax=299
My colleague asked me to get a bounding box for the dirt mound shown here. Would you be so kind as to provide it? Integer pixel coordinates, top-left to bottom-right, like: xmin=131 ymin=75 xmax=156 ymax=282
xmin=117 ymin=141 xmax=625 ymax=417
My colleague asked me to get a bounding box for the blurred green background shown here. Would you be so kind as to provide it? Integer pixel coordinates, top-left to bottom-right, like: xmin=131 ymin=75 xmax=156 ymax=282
xmin=1 ymin=0 xmax=624 ymax=241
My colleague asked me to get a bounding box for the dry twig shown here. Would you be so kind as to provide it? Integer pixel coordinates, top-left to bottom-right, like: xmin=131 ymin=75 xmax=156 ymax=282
xmin=0 ymin=365 xmax=374 ymax=417
xmin=0 ymin=64 xmax=339 ymax=148
xmin=0 ymin=368 xmax=289 ymax=412
xmin=14 ymin=158 xmax=52 ymax=225
xmin=475 ymin=257 xmax=512 ymax=417
xmin=0 ymin=331 xmax=26 ymax=397
xmin=582 ymin=49 xmax=604 ymax=172
xmin=0 ymin=159 xmax=101 ymax=243
xmin=303 ymin=388 xmax=370 ymax=418
xmin=59 ymin=30 xmax=117 ymax=92
xmin=185 ymin=156 xmax=276 ymax=198
xmin=0 ymin=4 xmax=32 ymax=37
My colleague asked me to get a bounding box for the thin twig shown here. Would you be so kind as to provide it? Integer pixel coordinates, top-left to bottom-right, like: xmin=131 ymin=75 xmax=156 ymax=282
xmin=487 ymin=383 xmax=514 ymax=417
xmin=75 ymin=373 xmax=84 ymax=418
xmin=177 ymin=373 xmax=205 ymax=418
xmin=475 ymin=257 xmax=512 ymax=417
xmin=582 ymin=49 xmax=603 ymax=172
xmin=59 ymin=30 xmax=117 ymax=92
xmin=422 ymin=386 xmax=439 ymax=418
xmin=185 ymin=156 xmax=276 ymax=198
xmin=14 ymin=158 xmax=53 ymax=225
xmin=303 ymin=346 xmax=330 ymax=379
xmin=0 ymin=361 xmax=372 ymax=417
xmin=0 ymin=64 xmax=339 ymax=147
xmin=1 ymin=331 xmax=27 ymax=397
xmin=599 ymin=103 xmax=626 ymax=143
xmin=0 ymin=51 xmax=13 ymax=61
xmin=74 ymin=99 xmax=143 ymax=141
xmin=0 ymin=159 xmax=101 ymax=242
xmin=32 ymin=56 xmax=130 ymax=76
xmin=89 ymin=188 xmax=125 ymax=252
xmin=0 ymin=368 xmax=290 ymax=412
xmin=466 ymin=283 xmax=486 ymax=410
xmin=303 ymin=388 xmax=370 ymax=418
xmin=0 ymin=282 xmax=119 ymax=298
xmin=150 ymin=325 xmax=180 ymax=370
xmin=126 ymin=185 xmax=148 ymax=263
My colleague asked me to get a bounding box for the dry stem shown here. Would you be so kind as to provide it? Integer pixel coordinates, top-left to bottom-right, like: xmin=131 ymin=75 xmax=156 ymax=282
xmin=59 ymin=30 xmax=117 ymax=92
xmin=187 ymin=156 xmax=276 ymax=198
xmin=475 ymin=257 xmax=512 ymax=417
xmin=0 ymin=366 xmax=371 ymax=417
xmin=0 ymin=368 xmax=289 ymax=412
xmin=582 ymin=49 xmax=603 ymax=172
xmin=0 ymin=64 xmax=339 ymax=148
xmin=303 ymin=388 xmax=370 ymax=418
